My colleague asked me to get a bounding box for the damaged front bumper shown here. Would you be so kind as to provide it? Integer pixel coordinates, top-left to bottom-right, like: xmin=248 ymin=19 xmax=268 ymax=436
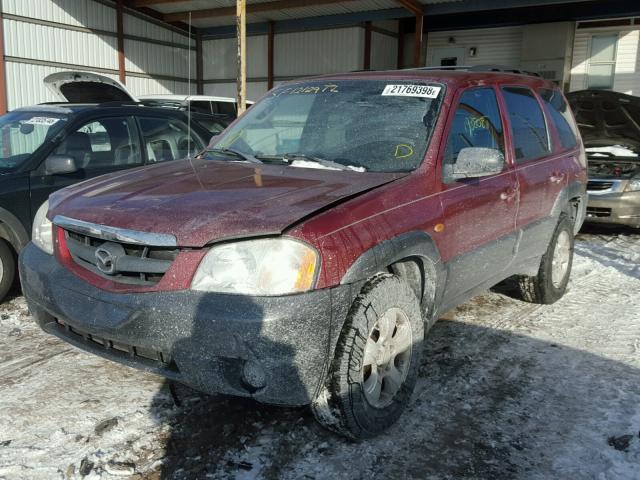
xmin=19 ymin=243 xmax=354 ymax=406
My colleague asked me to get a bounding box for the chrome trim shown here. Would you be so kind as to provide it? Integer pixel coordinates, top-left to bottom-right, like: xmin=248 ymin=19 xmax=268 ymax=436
xmin=586 ymin=179 xmax=624 ymax=196
xmin=53 ymin=215 xmax=177 ymax=247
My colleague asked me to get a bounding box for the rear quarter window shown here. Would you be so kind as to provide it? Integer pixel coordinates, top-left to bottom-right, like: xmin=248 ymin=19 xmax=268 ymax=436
xmin=539 ymin=88 xmax=579 ymax=150
xmin=502 ymin=86 xmax=551 ymax=163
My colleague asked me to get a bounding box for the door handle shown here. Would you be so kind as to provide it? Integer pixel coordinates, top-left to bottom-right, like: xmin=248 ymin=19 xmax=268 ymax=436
xmin=549 ymin=172 xmax=566 ymax=184
xmin=500 ymin=187 xmax=518 ymax=201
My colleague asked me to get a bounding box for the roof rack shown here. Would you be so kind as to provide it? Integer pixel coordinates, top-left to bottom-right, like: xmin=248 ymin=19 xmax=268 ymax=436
xmin=412 ymin=65 xmax=541 ymax=77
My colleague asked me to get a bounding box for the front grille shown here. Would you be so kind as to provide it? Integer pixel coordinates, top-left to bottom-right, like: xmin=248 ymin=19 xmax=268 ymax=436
xmin=587 ymin=181 xmax=614 ymax=191
xmin=64 ymin=229 xmax=179 ymax=286
xmin=53 ymin=318 xmax=178 ymax=371
xmin=586 ymin=207 xmax=612 ymax=218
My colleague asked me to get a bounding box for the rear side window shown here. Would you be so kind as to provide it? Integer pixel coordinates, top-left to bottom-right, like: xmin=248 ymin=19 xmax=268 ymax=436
xmin=502 ymin=87 xmax=550 ymax=162
xmin=190 ymin=101 xmax=212 ymax=114
xmin=443 ymin=87 xmax=505 ymax=173
xmin=539 ymin=88 xmax=579 ymax=150
xmin=213 ymin=101 xmax=237 ymax=117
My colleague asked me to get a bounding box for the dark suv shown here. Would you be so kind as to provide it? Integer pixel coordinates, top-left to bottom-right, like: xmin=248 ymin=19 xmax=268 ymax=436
xmin=20 ymin=69 xmax=587 ymax=439
xmin=0 ymin=103 xmax=208 ymax=301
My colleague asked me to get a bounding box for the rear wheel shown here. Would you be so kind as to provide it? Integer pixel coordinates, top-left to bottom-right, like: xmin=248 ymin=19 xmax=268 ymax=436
xmin=311 ymin=274 xmax=424 ymax=440
xmin=517 ymin=214 xmax=574 ymax=304
xmin=0 ymin=240 xmax=16 ymax=303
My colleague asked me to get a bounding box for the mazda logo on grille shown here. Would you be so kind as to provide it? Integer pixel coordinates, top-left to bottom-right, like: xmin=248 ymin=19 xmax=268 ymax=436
xmin=95 ymin=242 xmax=124 ymax=275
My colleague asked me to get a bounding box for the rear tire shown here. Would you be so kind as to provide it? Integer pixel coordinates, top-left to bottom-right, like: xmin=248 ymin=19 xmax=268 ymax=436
xmin=517 ymin=214 xmax=574 ymax=304
xmin=311 ymin=274 xmax=424 ymax=440
xmin=0 ymin=240 xmax=16 ymax=303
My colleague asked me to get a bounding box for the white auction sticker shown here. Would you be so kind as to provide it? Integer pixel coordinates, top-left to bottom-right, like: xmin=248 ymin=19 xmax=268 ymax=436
xmin=381 ymin=84 xmax=441 ymax=98
xmin=24 ymin=117 xmax=60 ymax=126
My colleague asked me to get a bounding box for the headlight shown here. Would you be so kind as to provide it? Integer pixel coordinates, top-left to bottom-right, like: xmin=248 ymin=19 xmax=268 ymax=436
xmin=191 ymin=238 xmax=318 ymax=295
xmin=32 ymin=200 xmax=53 ymax=255
xmin=625 ymin=176 xmax=640 ymax=192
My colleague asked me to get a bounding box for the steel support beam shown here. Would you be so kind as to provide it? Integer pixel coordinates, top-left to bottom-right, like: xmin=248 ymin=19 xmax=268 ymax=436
xmin=267 ymin=21 xmax=274 ymax=90
xmin=196 ymin=30 xmax=203 ymax=94
xmin=236 ymin=0 xmax=246 ymax=115
xmin=117 ymin=0 xmax=126 ymax=84
xmin=413 ymin=13 xmax=423 ymax=68
xmin=363 ymin=21 xmax=372 ymax=70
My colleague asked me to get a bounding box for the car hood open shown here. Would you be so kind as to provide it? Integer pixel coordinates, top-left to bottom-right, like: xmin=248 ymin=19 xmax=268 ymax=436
xmin=48 ymin=160 xmax=403 ymax=247
xmin=44 ymin=71 xmax=139 ymax=103
xmin=567 ymin=90 xmax=640 ymax=151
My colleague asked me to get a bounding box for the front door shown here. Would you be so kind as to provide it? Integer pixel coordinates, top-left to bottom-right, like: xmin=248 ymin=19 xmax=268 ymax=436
xmin=438 ymin=86 xmax=519 ymax=303
xmin=29 ymin=116 xmax=143 ymax=220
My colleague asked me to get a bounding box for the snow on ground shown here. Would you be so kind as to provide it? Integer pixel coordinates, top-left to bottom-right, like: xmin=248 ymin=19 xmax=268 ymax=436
xmin=0 ymin=225 xmax=639 ymax=480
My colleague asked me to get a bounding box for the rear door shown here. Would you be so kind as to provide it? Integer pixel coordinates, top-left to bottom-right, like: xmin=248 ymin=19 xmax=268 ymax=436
xmin=439 ymin=86 xmax=519 ymax=302
xmin=501 ymin=86 xmax=566 ymax=258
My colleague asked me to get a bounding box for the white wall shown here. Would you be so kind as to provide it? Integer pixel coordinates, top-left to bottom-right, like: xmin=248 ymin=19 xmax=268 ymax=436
xmin=570 ymin=22 xmax=640 ymax=95
xmin=201 ymin=25 xmax=399 ymax=100
xmin=2 ymin=0 xmax=195 ymax=110
xmin=426 ymin=26 xmax=524 ymax=68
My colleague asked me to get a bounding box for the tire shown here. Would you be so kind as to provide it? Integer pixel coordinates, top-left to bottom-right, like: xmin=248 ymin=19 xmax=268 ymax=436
xmin=517 ymin=214 xmax=574 ymax=305
xmin=311 ymin=274 xmax=424 ymax=440
xmin=0 ymin=239 xmax=15 ymax=303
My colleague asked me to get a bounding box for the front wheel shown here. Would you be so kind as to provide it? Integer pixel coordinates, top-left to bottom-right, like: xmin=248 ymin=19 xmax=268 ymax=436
xmin=312 ymin=274 xmax=424 ymax=440
xmin=517 ymin=214 xmax=574 ymax=304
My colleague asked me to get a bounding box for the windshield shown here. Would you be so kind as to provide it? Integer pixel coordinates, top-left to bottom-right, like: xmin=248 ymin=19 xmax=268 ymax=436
xmin=203 ymin=79 xmax=444 ymax=172
xmin=0 ymin=111 xmax=68 ymax=170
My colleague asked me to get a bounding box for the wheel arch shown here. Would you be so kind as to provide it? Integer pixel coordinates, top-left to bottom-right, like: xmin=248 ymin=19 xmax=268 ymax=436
xmin=339 ymin=231 xmax=446 ymax=319
xmin=550 ymin=181 xmax=588 ymax=235
xmin=0 ymin=207 xmax=29 ymax=254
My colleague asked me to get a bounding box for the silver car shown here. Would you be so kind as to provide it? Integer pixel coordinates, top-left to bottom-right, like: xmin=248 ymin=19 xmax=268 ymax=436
xmin=568 ymin=90 xmax=640 ymax=228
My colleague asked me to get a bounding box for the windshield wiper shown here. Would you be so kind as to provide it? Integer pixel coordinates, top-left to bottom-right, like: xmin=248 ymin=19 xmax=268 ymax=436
xmin=208 ymin=147 xmax=262 ymax=164
xmin=282 ymin=153 xmax=351 ymax=171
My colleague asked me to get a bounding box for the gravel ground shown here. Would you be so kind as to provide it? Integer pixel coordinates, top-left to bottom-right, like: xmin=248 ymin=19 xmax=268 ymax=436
xmin=0 ymin=225 xmax=639 ymax=480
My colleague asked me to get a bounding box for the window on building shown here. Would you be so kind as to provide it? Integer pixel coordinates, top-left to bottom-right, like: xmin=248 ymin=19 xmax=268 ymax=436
xmin=587 ymin=34 xmax=618 ymax=90
xmin=501 ymin=87 xmax=551 ymax=162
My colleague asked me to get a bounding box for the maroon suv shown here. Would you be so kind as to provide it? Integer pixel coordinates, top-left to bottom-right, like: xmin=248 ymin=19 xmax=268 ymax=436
xmin=20 ymin=69 xmax=587 ymax=439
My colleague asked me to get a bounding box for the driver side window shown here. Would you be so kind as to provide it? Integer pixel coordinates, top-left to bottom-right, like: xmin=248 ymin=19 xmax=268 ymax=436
xmin=52 ymin=117 xmax=142 ymax=171
xmin=443 ymin=87 xmax=505 ymax=180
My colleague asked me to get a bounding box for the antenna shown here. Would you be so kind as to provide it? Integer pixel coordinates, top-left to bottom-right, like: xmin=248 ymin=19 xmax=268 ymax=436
xmin=187 ymin=11 xmax=192 ymax=158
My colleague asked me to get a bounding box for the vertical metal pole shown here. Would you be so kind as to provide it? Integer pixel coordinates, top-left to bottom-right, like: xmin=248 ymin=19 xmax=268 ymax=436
xmin=267 ymin=21 xmax=274 ymax=90
xmin=413 ymin=13 xmax=423 ymax=68
xmin=363 ymin=21 xmax=372 ymax=70
xmin=196 ymin=30 xmax=204 ymax=95
xmin=0 ymin=1 xmax=7 ymax=114
xmin=116 ymin=0 xmax=126 ymax=84
xmin=236 ymin=0 xmax=246 ymax=115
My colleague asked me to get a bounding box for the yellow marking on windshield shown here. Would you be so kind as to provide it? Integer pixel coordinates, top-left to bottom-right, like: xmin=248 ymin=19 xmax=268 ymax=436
xmin=394 ymin=144 xmax=414 ymax=159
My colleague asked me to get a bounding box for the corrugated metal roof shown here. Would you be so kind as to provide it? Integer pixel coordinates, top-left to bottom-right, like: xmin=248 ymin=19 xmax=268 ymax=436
xmin=150 ymin=0 xmax=464 ymax=28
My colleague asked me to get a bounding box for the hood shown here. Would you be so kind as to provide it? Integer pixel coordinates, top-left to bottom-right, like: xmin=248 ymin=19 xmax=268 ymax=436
xmin=48 ymin=160 xmax=402 ymax=247
xmin=44 ymin=71 xmax=138 ymax=103
xmin=566 ymin=90 xmax=640 ymax=151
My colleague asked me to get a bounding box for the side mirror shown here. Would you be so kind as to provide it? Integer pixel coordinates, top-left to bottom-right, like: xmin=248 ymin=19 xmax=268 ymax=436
xmin=45 ymin=155 xmax=78 ymax=175
xmin=447 ymin=147 xmax=505 ymax=180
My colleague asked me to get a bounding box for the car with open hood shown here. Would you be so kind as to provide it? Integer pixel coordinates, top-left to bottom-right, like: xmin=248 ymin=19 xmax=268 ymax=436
xmin=20 ymin=68 xmax=587 ymax=439
xmin=0 ymin=71 xmax=209 ymax=302
xmin=567 ymin=89 xmax=640 ymax=228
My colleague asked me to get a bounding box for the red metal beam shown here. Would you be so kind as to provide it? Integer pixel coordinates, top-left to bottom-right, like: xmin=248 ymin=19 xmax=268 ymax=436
xmin=267 ymin=21 xmax=274 ymax=90
xmin=196 ymin=30 xmax=203 ymax=94
xmin=363 ymin=21 xmax=372 ymax=70
xmin=0 ymin=8 xmax=7 ymax=114
xmin=413 ymin=13 xmax=423 ymax=68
